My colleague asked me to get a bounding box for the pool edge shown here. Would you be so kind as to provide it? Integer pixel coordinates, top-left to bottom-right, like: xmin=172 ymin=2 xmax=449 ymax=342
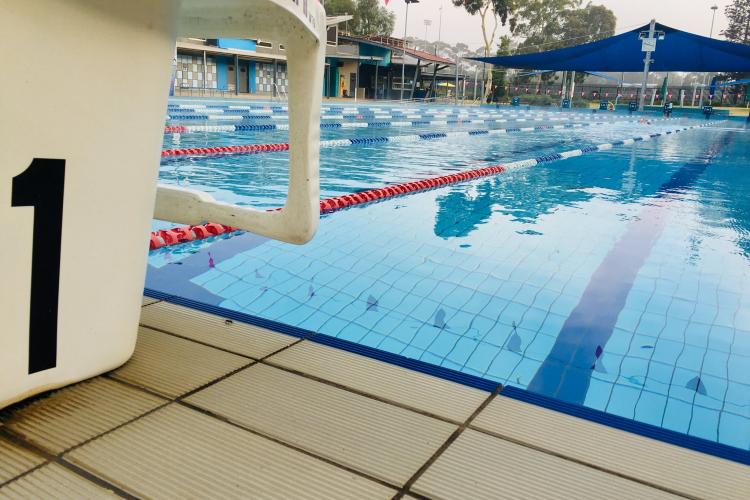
xmin=143 ymin=287 xmax=750 ymax=467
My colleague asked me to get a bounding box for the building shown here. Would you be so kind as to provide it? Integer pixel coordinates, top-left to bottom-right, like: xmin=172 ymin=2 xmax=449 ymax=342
xmin=325 ymin=29 xmax=463 ymax=100
xmin=173 ymin=37 xmax=289 ymax=97
xmin=171 ymin=18 xmax=464 ymax=101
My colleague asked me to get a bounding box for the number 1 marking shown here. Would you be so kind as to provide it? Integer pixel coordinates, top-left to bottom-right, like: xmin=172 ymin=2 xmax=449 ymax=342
xmin=11 ymin=158 xmax=65 ymax=374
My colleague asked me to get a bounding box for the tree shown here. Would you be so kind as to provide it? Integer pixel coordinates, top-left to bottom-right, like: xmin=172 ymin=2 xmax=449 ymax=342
xmin=511 ymin=0 xmax=580 ymax=54
xmin=491 ymin=36 xmax=512 ymax=100
xmin=722 ymin=0 xmax=750 ymax=44
xmin=325 ymin=0 xmax=356 ymax=17
xmin=325 ymin=0 xmax=395 ymax=36
xmin=559 ymin=3 xmax=616 ymax=83
xmin=511 ymin=1 xmax=614 ymax=54
xmin=509 ymin=1 xmax=615 ymax=83
xmin=559 ymin=4 xmax=616 ymax=48
xmin=356 ymin=0 xmax=395 ymax=36
xmin=452 ymin=1 xmax=514 ymax=102
xmin=719 ymin=0 xmax=750 ymax=91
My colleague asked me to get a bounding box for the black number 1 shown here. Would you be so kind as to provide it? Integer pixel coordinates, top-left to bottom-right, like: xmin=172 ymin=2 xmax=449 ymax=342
xmin=12 ymin=159 xmax=65 ymax=374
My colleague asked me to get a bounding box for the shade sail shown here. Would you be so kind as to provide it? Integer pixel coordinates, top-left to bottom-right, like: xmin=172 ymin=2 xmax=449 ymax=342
xmin=718 ymin=77 xmax=750 ymax=86
xmin=471 ymin=22 xmax=750 ymax=72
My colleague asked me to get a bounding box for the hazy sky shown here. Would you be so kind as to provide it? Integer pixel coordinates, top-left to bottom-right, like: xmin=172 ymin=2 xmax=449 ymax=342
xmin=384 ymin=0 xmax=732 ymax=50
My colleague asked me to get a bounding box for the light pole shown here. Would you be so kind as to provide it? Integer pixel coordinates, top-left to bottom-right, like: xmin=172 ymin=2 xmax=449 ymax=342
xmin=401 ymin=0 xmax=420 ymax=101
xmin=436 ymin=3 xmax=443 ymax=57
xmin=424 ymin=19 xmax=431 ymax=45
xmin=699 ymin=5 xmax=719 ymax=108
xmin=710 ymin=4 xmax=718 ymax=38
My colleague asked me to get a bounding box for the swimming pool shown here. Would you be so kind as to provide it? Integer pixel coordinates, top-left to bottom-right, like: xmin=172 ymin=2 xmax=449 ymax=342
xmin=147 ymin=99 xmax=750 ymax=459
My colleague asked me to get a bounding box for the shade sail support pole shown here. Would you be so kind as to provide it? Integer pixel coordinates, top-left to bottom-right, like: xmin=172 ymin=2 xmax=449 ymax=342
xmin=569 ymin=70 xmax=576 ymax=101
xmin=639 ymin=19 xmax=656 ymax=112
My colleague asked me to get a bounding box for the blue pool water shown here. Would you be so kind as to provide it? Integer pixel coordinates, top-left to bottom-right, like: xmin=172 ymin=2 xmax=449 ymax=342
xmin=148 ymin=100 xmax=750 ymax=455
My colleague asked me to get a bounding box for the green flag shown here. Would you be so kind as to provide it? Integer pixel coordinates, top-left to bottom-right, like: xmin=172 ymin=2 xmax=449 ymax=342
xmin=661 ymin=76 xmax=669 ymax=103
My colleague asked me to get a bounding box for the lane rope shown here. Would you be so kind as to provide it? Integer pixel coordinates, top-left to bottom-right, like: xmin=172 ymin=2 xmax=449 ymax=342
xmin=160 ymin=118 xmax=671 ymax=158
xmin=149 ymin=121 xmax=718 ymax=250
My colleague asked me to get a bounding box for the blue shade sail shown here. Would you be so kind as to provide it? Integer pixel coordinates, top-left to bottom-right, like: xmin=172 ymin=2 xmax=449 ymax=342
xmin=470 ymin=22 xmax=750 ymax=72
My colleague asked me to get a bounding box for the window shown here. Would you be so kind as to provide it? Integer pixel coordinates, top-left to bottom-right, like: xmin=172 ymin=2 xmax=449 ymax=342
xmin=326 ymin=26 xmax=338 ymax=46
xmin=257 ymin=40 xmax=273 ymax=49
xmin=391 ymin=77 xmax=413 ymax=90
xmin=280 ymin=44 xmax=285 ymax=51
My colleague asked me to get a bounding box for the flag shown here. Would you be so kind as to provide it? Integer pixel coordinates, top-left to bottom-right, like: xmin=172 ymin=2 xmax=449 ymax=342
xmin=384 ymin=0 xmax=390 ymax=5
xmin=660 ymin=76 xmax=668 ymax=102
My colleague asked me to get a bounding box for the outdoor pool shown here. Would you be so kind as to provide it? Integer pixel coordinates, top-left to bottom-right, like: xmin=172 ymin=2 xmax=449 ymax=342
xmin=147 ymin=99 xmax=750 ymax=459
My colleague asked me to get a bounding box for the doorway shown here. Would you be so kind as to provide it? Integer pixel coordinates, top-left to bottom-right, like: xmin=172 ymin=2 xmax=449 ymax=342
xmin=349 ymin=73 xmax=357 ymax=98
xmin=227 ymin=64 xmax=236 ymax=92
xmin=239 ymin=62 xmax=249 ymax=93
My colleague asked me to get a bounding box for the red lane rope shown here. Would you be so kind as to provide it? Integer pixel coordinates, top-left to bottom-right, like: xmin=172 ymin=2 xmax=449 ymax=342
xmin=150 ymin=163 xmax=506 ymax=250
xmin=319 ymin=164 xmax=506 ymax=213
xmin=162 ymin=142 xmax=289 ymax=157
xmin=150 ymin=222 xmax=236 ymax=250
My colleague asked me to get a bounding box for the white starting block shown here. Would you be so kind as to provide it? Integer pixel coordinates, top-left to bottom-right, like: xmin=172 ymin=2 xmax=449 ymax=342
xmin=0 ymin=0 xmax=325 ymax=409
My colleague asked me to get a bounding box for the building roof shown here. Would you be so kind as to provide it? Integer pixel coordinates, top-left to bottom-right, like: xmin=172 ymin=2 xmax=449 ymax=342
xmin=343 ymin=34 xmax=455 ymax=65
xmin=326 ymin=15 xmax=353 ymax=27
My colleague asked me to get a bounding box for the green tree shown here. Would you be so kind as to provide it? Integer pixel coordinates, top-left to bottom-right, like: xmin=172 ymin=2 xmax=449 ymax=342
xmin=722 ymin=0 xmax=750 ymax=44
xmin=560 ymin=4 xmax=616 ymax=48
xmin=508 ymin=1 xmax=615 ymax=83
xmin=325 ymin=0 xmax=395 ymax=36
xmin=511 ymin=1 xmax=614 ymax=53
xmin=511 ymin=0 xmax=580 ymax=53
xmin=491 ymin=35 xmax=512 ymax=100
xmin=559 ymin=3 xmax=616 ymax=83
xmin=451 ymin=1 xmax=514 ymax=102
xmin=719 ymin=0 xmax=749 ymax=93
xmin=325 ymin=0 xmax=356 ymax=16
xmin=356 ymin=0 xmax=395 ymax=36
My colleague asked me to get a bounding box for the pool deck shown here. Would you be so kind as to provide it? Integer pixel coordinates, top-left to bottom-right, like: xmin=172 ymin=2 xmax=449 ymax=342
xmin=0 ymin=298 xmax=747 ymax=499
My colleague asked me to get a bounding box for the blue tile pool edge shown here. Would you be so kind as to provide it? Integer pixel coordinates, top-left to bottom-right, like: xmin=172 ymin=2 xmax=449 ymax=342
xmin=143 ymin=287 xmax=750 ymax=466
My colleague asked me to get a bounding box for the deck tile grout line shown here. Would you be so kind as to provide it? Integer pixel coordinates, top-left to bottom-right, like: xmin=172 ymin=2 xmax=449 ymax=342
xmin=0 ymin=335 xmax=311 ymax=495
xmin=177 ymin=399 xmax=402 ymax=492
xmin=141 ymin=317 xmax=482 ymax=424
xmin=102 ymin=374 xmax=174 ymax=401
xmin=138 ymin=322 xmax=259 ymax=361
xmin=0 ymin=427 xmax=137 ymax=499
xmin=260 ymin=359 xmax=468 ymax=426
xmin=0 ymin=335 xmax=312 ymax=497
xmin=465 ymin=421 xmax=697 ymax=499
xmin=394 ymin=384 xmax=502 ymax=499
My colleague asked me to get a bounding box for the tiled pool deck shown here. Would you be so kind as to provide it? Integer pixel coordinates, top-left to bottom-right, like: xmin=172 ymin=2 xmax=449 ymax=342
xmin=0 ymin=298 xmax=747 ymax=499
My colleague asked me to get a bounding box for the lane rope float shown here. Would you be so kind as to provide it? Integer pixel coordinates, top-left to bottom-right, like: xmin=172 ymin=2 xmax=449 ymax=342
xmin=160 ymin=118 xmax=672 ymax=158
xmin=150 ymin=121 xmax=718 ymax=250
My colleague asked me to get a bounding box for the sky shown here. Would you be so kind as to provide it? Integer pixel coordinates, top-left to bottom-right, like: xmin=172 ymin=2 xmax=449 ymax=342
xmin=383 ymin=0 xmax=733 ymax=51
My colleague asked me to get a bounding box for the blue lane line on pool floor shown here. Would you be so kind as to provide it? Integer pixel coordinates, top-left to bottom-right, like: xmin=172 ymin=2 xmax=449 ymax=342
xmin=142 ymin=287 xmax=750 ymax=466
xmin=527 ymin=133 xmax=732 ymax=405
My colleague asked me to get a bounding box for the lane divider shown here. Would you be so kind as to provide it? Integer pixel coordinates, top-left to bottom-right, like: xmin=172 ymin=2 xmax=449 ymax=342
xmin=160 ymin=118 xmax=671 ymax=158
xmin=170 ymin=104 xmax=542 ymax=115
xmin=169 ymin=109 xmax=568 ymax=120
xmin=164 ymin=115 xmax=664 ymax=134
xmin=316 ymin=123 xmax=717 ymax=214
xmin=150 ymin=222 xmax=236 ymax=250
xmin=149 ymin=121 xmax=718 ymax=250
xmin=164 ymin=113 xmax=567 ymax=125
